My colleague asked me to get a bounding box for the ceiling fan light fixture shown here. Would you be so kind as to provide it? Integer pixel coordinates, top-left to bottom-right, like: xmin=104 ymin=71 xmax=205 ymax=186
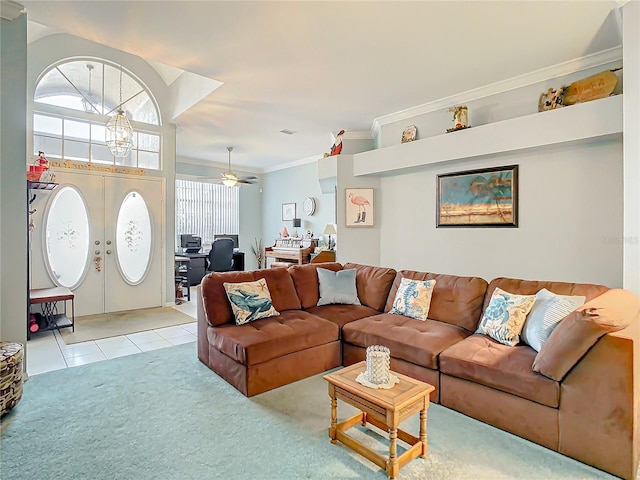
xmin=222 ymin=177 xmax=238 ymax=187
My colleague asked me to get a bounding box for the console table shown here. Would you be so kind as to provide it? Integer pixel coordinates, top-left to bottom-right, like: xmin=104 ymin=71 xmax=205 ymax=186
xmin=29 ymin=287 xmax=75 ymax=339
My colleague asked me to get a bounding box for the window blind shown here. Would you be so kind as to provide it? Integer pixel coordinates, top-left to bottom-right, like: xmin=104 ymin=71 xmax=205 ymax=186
xmin=175 ymin=179 xmax=239 ymax=248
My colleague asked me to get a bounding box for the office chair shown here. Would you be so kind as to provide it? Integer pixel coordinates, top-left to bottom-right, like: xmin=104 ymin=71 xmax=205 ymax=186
xmin=207 ymin=238 xmax=235 ymax=272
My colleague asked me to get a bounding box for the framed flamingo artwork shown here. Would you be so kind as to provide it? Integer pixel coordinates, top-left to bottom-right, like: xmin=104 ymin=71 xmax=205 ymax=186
xmin=345 ymin=188 xmax=374 ymax=227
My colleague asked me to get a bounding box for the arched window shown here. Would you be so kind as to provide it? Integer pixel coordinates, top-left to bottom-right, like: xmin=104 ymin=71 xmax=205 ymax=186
xmin=32 ymin=58 xmax=162 ymax=170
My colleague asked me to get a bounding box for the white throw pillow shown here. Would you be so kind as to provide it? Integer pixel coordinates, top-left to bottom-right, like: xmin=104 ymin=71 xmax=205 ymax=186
xmin=521 ymin=288 xmax=586 ymax=352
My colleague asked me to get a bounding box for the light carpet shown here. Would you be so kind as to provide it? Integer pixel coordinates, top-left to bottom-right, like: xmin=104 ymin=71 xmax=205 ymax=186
xmin=59 ymin=306 xmax=195 ymax=344
xmin=0 ymin=343 xmax=624 ymax=480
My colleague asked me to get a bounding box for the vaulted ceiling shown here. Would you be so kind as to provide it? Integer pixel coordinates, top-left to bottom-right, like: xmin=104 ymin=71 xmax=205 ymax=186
xmin=20 ymin=1 xmax=623 ymax=171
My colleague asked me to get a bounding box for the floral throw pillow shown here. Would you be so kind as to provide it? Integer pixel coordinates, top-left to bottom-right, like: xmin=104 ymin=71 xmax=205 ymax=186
xmin=389 ymin=278 xmax=436 ymax=321
xmin=223 ymin=278 xmax=280 ymax=326
xmin=476 ymin=287 xmax=536 ymax=346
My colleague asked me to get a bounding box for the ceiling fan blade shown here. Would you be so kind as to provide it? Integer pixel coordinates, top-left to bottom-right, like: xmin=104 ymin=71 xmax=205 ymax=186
xmin=239 ymin=175 xmax=258 ymax=180
xmin=236 ymin=179 xmax=256 ymax=184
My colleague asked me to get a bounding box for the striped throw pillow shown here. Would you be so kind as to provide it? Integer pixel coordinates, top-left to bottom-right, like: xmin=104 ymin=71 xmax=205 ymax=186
xmin=521 ymin=289 xmax=585 ymax=352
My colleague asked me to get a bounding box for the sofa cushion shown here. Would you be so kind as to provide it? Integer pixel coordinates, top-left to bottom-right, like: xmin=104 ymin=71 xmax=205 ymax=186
xmin=520 ymin=289 xmax=585 ymax=352
xmin=306 ymin=304 xmax=380 ymax=330
xmin=483 ymin=277 xmax=608 ymax=313
xmin=384 ymin=271 xmax=488 ymax=332
xmin=208 ymin=310 xmax=339 ymax=366
xmin=476 ymin=288 xmax=536 ymax=346
xmin=202 ymin=268 xmax=301 ymax=326
xmin=223 ymin=279 xmax=280 ymax=325
xmin=533 ymin=289 xmax=640 ymax=381
xmin=440 ymin=334 xmax=560 ymax=408
xmin=389 ymin=278 xmax=436 ymax=321
xmin=343 ymin=263 xmax=396 ymax=312
xmin=288 ymin=262 xmax=343 ymax=309
xmin=317 ymin=268 xmax=361 ymax=306
xmin=342 ymin=313 xmax=471 ymax=370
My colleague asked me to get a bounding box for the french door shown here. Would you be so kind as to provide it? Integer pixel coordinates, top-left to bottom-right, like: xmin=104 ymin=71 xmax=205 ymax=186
xmin=38 ymin=171 xmax=164 ymax=316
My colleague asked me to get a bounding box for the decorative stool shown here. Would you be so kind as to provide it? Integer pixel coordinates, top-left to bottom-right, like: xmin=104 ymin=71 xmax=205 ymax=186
xmin=0 ymin=342 xmax=24 ymax=417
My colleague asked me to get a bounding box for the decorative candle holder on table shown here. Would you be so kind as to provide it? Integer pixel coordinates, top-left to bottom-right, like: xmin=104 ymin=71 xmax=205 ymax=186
xmin=356 ymin=345 xmax=399 ymax=389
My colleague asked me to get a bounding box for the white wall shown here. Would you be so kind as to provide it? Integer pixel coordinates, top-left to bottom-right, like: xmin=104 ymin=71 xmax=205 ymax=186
xmin=336 ymin=155 xmax=381 ymax=266
xmin=0 ymin=14 xmax=28 ymax=344
xmin=378 ymin=140 xmax=623 ymax=286
xmin=623 ymin=0 xmax=640 ymax=296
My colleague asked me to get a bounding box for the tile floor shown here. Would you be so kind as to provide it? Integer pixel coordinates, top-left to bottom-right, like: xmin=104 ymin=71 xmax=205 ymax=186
xmin=26 ymin=300 xmax=197 ymax=376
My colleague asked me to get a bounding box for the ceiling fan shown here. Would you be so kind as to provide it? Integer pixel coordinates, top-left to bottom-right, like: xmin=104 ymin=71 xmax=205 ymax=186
xmin=200 ymin=147 xmax=257 ymax=187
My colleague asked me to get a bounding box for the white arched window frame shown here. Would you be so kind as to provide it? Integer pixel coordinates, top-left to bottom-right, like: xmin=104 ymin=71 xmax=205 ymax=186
xmin=31 ymin=57 xmax=162 ymax=170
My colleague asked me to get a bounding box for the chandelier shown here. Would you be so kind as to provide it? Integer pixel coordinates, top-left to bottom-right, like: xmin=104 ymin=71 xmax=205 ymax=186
xmin=106 ymin=65 xmax=133 ymax=157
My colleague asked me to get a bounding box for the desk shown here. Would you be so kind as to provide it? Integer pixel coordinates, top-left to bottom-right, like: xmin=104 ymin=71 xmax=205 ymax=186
xmin=29 ymin=287 xmax=75 ymax=339
xmin=177 ymin=251 xmax=245 ymax=285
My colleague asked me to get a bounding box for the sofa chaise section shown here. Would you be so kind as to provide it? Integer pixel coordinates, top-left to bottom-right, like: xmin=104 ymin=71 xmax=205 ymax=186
xmin=197 ymin=268 xmax=341 ymax=396
xmin=439 ymin=277 xmax=635 ymax=479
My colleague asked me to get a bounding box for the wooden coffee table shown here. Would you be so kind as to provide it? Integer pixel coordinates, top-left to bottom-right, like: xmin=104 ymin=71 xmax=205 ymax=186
xmin=324 ymin=362 xmax=435 ymax=479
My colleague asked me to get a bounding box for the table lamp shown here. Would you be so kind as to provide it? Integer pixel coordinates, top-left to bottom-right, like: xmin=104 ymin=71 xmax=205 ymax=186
xmin=323 ymin=223 xmax=336 ymax=250
xmin=292 ymin=218 xmax=301 ymax=238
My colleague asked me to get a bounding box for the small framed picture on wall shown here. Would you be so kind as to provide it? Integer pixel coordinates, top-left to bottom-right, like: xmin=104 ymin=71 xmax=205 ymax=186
xmin=282 ymin=203 xmax=296 ymax=221
xmin=345 ymin=188 xmax=373 ymax=227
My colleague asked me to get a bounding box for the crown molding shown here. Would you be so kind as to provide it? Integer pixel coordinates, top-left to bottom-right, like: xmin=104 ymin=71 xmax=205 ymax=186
xmin=341 ymin=130 xmax=372 ymax=140
xmin=371 ymin=46 xmax=623 ymax=131
xmin=1 ymin=1 xmax=25 ymax=20
xmin=176 ymin=155 xmax=262 ymax=175
xmin=262 ymin=154 xmax=323 ymax=174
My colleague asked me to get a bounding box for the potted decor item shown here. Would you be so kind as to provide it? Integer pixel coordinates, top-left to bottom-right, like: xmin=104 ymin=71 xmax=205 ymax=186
xmin=447 ymin=105 xmax=469 ymax=133
xmin=251 ymin=238 xmax=264 ymax=269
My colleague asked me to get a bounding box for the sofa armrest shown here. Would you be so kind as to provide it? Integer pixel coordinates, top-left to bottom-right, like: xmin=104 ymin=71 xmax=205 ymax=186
xmin=558 ymin=334 xmax=637 ymax=479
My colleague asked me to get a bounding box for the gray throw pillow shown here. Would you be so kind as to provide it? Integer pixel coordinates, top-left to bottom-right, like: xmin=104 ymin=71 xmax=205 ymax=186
xmin=521 ymin=288 xmax=585 ymax=352
xmin=317 ymin=267 xmax=361 ymax=306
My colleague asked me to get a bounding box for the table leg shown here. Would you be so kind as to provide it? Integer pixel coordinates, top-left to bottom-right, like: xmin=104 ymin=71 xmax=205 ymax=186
xmin=388 ymin=427 xmax=399 ymax=479
xmin=329 ymin=396 xmax=337 ymax=444
xmin=420 ymin=408 xmax=428 ymax=458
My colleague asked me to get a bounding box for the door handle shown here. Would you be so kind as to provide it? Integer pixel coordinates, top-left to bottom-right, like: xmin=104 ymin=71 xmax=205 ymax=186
xmin=94 ymin=256 xmax=102 ymax=272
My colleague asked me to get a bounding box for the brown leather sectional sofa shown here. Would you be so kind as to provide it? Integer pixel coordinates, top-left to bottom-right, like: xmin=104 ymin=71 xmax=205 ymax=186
xmin=197 ymin=262 xmax=640 ymax=479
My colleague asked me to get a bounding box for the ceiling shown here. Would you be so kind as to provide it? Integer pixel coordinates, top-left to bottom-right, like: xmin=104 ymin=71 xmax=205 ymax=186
xmin=19 ymin=1 xmax=623 ymax=172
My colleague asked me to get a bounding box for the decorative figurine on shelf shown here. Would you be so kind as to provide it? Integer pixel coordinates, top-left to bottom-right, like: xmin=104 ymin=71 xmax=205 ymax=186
xmin=37 ymin=151 xmax=49 ymax=169
xmin=538 ymin=87 xmax=566 ymax=112
xmin=446 ymin=106 xmax=469 ymax=133
xmin=280 ymin=225 xmax=290 ymax=238
xmin=330 ymin=129 xmax=345 ymax=156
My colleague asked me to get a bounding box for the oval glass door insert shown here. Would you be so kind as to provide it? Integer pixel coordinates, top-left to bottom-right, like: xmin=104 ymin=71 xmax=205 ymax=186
xmin=45 ymin=186 xmax=90 ymax=289
xmin=116 ymin=191 xmax=152 ymax=284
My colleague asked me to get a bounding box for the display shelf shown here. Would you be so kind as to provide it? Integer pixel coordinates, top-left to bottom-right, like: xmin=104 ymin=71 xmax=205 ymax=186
xmin=27 ymin=181 xmax=58 ymax=190
xmin=353 ymin=95 xmax=623 ymax=177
